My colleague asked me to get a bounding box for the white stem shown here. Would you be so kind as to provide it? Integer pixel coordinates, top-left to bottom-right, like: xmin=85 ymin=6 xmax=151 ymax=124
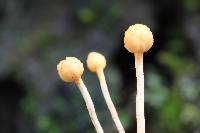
xmin=134 ymin=53 xmax=145 ymax=133
xmin=75 ymin=78 xmax=104 ymax=133
xmin=97 ymin=69 xmax=125 ymax=133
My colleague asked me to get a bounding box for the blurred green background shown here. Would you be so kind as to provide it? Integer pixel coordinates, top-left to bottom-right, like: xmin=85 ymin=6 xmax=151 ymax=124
xmin=0 ymin=0 xmax=200 ymax=133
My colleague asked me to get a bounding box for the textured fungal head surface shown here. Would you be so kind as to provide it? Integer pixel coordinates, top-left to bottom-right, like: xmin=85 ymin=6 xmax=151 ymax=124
xmin=124 ymin=24 xmax=154 ymax=53
xmin=57 ymin=57 xmax=84 ymax=82
xmin=87 ymin=52 xmax=106 ymax=72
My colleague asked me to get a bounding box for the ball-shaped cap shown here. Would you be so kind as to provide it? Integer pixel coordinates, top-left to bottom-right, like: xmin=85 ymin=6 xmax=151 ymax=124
xmin=87 ymin=52 xmax=106 ymax=72
xmin=57 ymin=57 xmax=84 ymax=82
xmin=124 ymin=24 xmax=154 ymax=53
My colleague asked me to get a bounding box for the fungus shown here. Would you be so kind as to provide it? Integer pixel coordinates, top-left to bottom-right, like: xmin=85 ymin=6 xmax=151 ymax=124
xmin=124 ymin=24 xmax=154 ymax=133
xmin=57 ymin=57 xmax=104 ymax=133
xmin=87 ymin=52 xmax=125 ymax=133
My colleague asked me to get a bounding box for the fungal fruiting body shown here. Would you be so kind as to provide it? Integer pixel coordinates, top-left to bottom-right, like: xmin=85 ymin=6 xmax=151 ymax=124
xmin=87 ymin=52 xmax=125 ymax=133
xmin=124 ymin=24 xmax=154 ymax=133
xmin=86 ymin=52 xmax=106 ymax=72
xmin=124 ymin=24 xmax=153 ymax=54
xmin=57 ymin=57 xmax=84 ymax=82
xmin=57 ymin=57 xmax=104 ymax=133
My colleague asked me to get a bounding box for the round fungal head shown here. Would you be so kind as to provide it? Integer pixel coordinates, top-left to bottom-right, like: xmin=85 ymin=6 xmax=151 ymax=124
xmin=87 ymin=52 xmax=106 ymax=72
xmin=57 ymin=57 xmax=84 ymax=82
xmin=124 ymin=24 xmax=154 ymax=53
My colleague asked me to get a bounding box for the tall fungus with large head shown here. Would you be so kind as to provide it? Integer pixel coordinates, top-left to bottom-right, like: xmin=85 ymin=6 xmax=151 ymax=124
xmin=124 ymin=24 xmax=154 ymax=133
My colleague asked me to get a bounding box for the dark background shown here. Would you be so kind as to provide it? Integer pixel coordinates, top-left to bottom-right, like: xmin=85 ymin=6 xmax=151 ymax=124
xmin=0 ymin=0 xmax=200 ymax=133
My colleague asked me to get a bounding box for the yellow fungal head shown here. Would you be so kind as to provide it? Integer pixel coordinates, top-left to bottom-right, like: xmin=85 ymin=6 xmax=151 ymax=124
xmin=87 ymin=52 xmax=106 ymax=72
xmin=57 ymin=57 xmax=84 ymax=82
xmin=124 ymin=24 xmax=154 ymax=53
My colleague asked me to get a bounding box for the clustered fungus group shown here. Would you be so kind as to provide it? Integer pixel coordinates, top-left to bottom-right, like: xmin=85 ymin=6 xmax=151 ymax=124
xmin=57 ymin=24 xmax=154 ymax=133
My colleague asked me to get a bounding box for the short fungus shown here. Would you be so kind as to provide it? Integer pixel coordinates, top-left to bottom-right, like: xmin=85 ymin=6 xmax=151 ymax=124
xmin=87 ymin=52 xmax=125 ymax=133
xmin=57 ymin=57 xmax=104 ymax=133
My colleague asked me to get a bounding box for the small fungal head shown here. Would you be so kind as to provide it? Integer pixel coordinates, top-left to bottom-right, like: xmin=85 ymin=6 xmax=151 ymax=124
xmin=87 ymin=52 xmax=106 ymax=72
xmin=57 ymin=57 xmax=84 ymax=82
xmin=124 ymin=24 xmax=154 ymax=53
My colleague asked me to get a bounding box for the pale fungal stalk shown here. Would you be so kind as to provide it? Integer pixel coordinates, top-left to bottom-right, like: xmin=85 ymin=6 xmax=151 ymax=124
xmin=87 ymin=52 xmax=125 ymax=133
xmin=135 ymin=53 xmax=145 ymax=133
xmin=57 ymin=57 xmax=104 ymax=133
xmin=75 ymin=78 xmax=104 ymax=133
xmin=124 ymin=24 xmax=154 ymax=133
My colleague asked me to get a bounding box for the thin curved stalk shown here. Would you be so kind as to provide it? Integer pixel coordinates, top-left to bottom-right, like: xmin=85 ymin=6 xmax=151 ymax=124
xmin=76 ymin=78 xmax=104 ymax=133
xmin=96 ymin=69 xmax=125 ymax=133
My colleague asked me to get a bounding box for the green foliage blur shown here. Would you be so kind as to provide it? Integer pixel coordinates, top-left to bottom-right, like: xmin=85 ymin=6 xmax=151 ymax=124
xmin=0 ymin=0 xmax=200 ymax=133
